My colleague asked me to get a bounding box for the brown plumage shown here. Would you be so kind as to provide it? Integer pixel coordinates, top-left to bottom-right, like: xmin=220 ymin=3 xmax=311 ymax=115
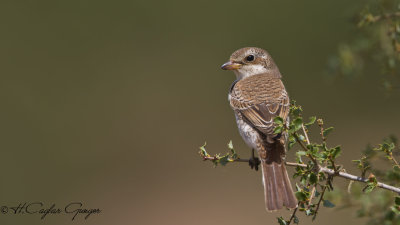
xmin=222 ymin=47 xmax=297 ymax=211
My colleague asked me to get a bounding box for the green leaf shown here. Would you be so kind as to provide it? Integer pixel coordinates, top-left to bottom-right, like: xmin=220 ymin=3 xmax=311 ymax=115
xmin=395 ymin=196 xmax=400 ymax=206
xmin=363 ymin=182 xmax=376 ymax=193
xmin=219 ymin=154 xmax=230 ymax=166
xmin=331 ymin=146 xmax=341 ymax=159
xmin=295 ymin=191 xmax=307 ymax=201
xmin=274 ymin=126 xmax=283 ymax=134
xmin=227 ymin=141 xmax=237 ymax=159
xmin=295 ymin=183 xmax=301 ymax=191
xmin=293 ymin=118 xmax=303 ymax=131
xmin=288 ymin=136 xmax=296 ymax=150
xmin=291 ymin=105 xmax=303 ymax=117
xmin=277 ymin=217 xmax=287 ymax=225
xmin=274 ymin=116 xmax=284 ymax=125
xmin=323 ymin=127 xmax=334 ymax=137
xmin=392 ymin=206 xmax=400 ymax=215
xmin=305 ymin=116 xmax=317 ymax=126
xmin=309 ymin=172 xmax=318 ymax=185
xmin=199 ymin=142 xmax=209 ymax=157
xmin=296 ymin=151 xmax=307 ymax=157
xmin=323 ymin=199 xmax=335 ymax=208
xmin=307 ymin=144 xmax=319 ymax=154
xmin=293 ymin=215 xmax=299 ymax=224
xmin=227 ymin=140 xmax=233 ymax=150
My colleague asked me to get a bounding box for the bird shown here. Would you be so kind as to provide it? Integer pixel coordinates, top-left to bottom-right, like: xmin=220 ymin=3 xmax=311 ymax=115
xmin=221 ymin=47 xmax=297 ymax=211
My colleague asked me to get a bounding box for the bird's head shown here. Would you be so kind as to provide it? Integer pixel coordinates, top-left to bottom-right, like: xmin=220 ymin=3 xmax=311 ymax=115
xmin=221 ymin=47 xmax=281 ymax=79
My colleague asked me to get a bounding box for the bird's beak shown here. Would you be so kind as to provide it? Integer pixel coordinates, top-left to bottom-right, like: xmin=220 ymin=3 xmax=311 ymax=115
xmin=221 ymin=61 xmax=241 ymax=70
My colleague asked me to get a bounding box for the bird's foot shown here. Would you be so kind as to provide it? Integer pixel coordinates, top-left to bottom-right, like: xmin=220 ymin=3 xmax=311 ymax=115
xmin=249 ymin=149 xmax=261 ymax=171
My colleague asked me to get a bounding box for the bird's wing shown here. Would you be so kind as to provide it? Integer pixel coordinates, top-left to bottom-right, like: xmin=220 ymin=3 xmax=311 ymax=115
xmin=230 ymin=74 xmax=290 ymax=136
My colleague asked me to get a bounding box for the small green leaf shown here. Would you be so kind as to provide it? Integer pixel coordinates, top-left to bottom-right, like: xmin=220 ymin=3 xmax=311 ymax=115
xmin=274 ymin=126 xmax=283 ymax=134
xmin=293 ymin=215 xmax=299 ymax=224
xmin=392 ymin=206 xmax=400 ymax=214
xmin=363 ymin=183 xmax=376 ymax=193
xmin=199 ymin=142 xmax=209 ymax=157
xmin=323 ymin=127 xmax=334 ymax=137
xmin=395 ymin=196 xmax=400 ymax=205
xmin=291 ymin=105 xmax=303 ymax=117
xmin=274 ymin=116 xmax=284 ymax=125
xmin=296 ymin=151 xmax=307 ymax=157
xmin=293 ymin=118 xmax=303 ymax=131
xmin=323 ymin=199 xmax=335 ymax=208
xmin=309 ymin=173 xmax=318 ymax=184
xmin=227 ymin=141 xmax=238 ymax=159
xmin=277 ymin=217 xmax=287 ymax=225
xmin=305 ymin=116 xmax=317 ymax=126
xmin=219 ymin=154 xmax=230 ymax=166
xmin=331 ymin=146 xmax=341 ymax=159
xmin=288 ymin=136 xmax=296 ymax=149
xmin=295 ymin=191 xmax=307 ymax=201
xmin=295 ymin=183 xmax=301 ymax=191
xmin=227 ymin=140 xmax=233 ymax=150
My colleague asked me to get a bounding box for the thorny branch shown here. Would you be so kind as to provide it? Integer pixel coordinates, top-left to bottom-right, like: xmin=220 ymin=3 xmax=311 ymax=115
xmin=287 ymin=207 xmax=298 ymax=225
xmin=313 ymin=175 xmax=333 ymax=220
xmin=201 ymin=156 xmax=400 ymax=194
xmin=301 ymin=124 xmax=317 ymax=206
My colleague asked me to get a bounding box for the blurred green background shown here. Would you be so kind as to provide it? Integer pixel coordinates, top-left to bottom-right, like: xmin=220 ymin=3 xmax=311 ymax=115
xmin=1 ymin=0 xmax=400 ymax=224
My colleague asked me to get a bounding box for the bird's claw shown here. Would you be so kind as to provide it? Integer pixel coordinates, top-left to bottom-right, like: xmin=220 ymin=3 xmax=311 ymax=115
xmin=249 ymin=149 xmax=261 ymax=171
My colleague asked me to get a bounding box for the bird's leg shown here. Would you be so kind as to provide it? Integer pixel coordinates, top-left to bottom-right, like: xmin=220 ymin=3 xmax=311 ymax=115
xmin=248 ymin=148 xmax=261 ymax=171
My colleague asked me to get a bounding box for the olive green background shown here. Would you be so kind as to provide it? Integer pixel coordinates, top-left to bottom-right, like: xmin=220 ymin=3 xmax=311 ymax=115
xmin=1 ymin=0 xmax=399 ymax=225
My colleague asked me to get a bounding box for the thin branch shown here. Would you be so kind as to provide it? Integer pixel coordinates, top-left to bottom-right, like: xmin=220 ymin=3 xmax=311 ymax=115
xmin=329 ymin=157 xmax=339 ymax=174
xmin=313 ymin=175 xmax=333 ymax=220
xmin=201 ymin=156 xmax=400 ymax=194
xmin=317 ymin=119 xmax=326 ymax=142
xmin=302 ymin=124 xmax=311 ymax=144
xmin=287 ymin=207 xmax=298 ymax=225
xmin=302 ymin=124 xmax=317 ymax=205
xmin=390 ymin=153 xmax=400 ymax=168
xmin=286 ymin=162 xmax=400 ymax=194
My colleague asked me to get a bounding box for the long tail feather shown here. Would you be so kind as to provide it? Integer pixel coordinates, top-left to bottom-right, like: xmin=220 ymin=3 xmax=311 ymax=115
xmin=260 ymin=141 xmax=297 ymax=211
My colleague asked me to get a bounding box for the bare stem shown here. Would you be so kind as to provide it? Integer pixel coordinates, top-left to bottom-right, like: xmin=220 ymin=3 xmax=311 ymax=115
xmin=313 ymin=176 xmax=332 ymax=220
xmin=286 ymin=162 xmax=400 ymax=194
xmin=317 ymin=119 xmax=326 ymax=142
xmin=390 ymin=153 xmax=400 ymax=168
xmin=302 ymin=124 xmax=311 ymax=145
xmin=287 ymin=207 xmax=298 ymax=225
xmin=201 ymin=156 xmax=400 ymax=194
xmin=302 ymin=124 xmax=317 ymax=204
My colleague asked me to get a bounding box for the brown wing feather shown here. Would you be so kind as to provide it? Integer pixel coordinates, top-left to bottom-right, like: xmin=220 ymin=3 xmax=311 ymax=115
xmin=230 ymin=74 xmax=289 ymax=136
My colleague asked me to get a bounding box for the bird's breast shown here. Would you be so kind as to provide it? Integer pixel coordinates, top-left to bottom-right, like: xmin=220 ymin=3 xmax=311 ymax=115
xmin=234 ymin=111 xmax=262 ymax=150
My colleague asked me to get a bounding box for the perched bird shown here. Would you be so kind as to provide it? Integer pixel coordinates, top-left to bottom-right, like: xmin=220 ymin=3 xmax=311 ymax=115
xmin=221 ymin=47 xmax=297 ymax=211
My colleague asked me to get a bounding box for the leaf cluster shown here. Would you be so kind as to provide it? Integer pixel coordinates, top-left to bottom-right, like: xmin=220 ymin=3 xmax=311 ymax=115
xmin=199 ymin=141 xmax=238 ymax=166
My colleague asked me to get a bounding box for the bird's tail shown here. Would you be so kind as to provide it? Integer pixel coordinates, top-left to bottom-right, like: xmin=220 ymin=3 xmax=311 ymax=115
xmin=260 ymin=141 xmax=297 ymax=211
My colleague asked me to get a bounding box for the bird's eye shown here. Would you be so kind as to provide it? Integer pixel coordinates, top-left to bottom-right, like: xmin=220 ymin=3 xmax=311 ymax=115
xmin=246 ymin=55 xmax=255 ymax=62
